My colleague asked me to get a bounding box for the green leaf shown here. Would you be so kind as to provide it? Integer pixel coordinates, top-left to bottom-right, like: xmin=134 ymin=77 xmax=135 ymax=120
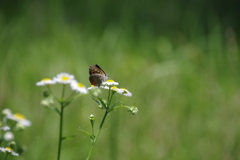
xmin=48 ymin=106 xmax=60 ymax=114
xmin=61 ymin=135 xmax=76 ymax=140
xmin=92 ymin=97 xmax=107 ymax=109
xmin=59 ymin=97 xmax=65 ymax=103
xmin=92 ymin=97 xmax=101 ymax=105
xmin=97 ymin=97 xmax=107 ymax=109
xmin=90 ymin=135 xmax=95 ymax=144
xmin=78 ymin=127 xmax=95 ymax=140
xmin=108 ymin=104 xmax=130 ymax=113
xmin=63 ymin=101 xmax=71 ymax=107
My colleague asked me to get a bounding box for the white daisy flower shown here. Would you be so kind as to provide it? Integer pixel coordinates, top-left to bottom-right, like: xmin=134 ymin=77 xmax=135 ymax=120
xmin=2 ymin=108 xmax=12 ymax=116
xmin=100 ymin=85 xmax=111 ymax=90
xmin=0 ymin=147 xmax=19 ymax=156
xmin=117 ymin=88 xmax=132 ymax=97
xmin=15 ymin=123 xmax=28 ymax=131
xmin=53 ymin=73 xmax=75 ymax=84
xmin=87 ymin=85 xmax=98 ymax=90
xmin=100 ymin=86 xmax=119 ymax=92
xmin=36 ymin=78 xmax=56 ymax=86
xmin=4 ymin=132 xmax=14 ymax=141
xmin=0 ymin=126 xmax=10 ymax=131
xmin=100 ymin=86 xmax=132 ymax=96
xmin=102 ymin=80 xmax=119 ymax=86
xmin=6 ymin=113 xmax=31 ymax=127
xmin=110 ymin=86 xmax=119 ymax=91
xmin=70 ymin=81 xmax=88 ymax=94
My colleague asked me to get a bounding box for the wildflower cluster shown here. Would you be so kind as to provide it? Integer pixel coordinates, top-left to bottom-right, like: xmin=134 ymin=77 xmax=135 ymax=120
xmin=36 ymin=72 xmax=88 ymax=160
xmin=80 ymin=79 xmax=138 ymax=160
xmin=87 ymin=79 xmax=137 ymax=114
xmin=36 ymin=71 xmax=138 ymax=160
xmin=0 ymin=108 xmax=31 ymax=158
xmin=36 ymin=73 xmax=88 ymax=112
xmin=36 ymin=73 xmax=87 ymax=94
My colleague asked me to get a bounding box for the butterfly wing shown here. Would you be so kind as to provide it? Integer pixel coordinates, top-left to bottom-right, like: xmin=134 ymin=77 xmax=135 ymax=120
xmin=89 ymin=64 xmax=106 ymax=76
xmin=89 ymin=64 xmax=107 ymax=87
xmin=89 ymin=74 xmax=105 ymax=87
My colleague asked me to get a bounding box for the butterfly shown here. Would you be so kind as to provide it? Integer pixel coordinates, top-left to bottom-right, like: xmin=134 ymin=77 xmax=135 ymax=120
xmin=89 ymin=64 xmax=108 ymax=87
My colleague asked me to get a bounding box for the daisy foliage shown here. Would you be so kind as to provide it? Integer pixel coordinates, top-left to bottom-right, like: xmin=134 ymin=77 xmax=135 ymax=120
xmin=36 ymin=72 xmax=89 ymax=160
xmin=0 ymin=108 xmax=31 ymax=158
xmin=36 ymin=70 xmax=137 ymax=160
xmin=36 ymin=78 xmax=56 ymax=86
xmin=53 ymin=73 xmax=75 ymax=84
xmin=81 ymin=78 xmax=138 ymax=160
xmin=0 ymin=147 xmax=19 ymax=156
xmin=36 ymin=72 xmax=88 ymax=112
xmin=6 ymin=113 xmax=31 ymax=127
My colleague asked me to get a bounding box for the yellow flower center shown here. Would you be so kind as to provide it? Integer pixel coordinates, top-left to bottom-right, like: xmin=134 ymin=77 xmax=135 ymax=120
xmin=61 ymin=76 xmax=70 ymax=81
xmin=121 ymin=88 xmax=127 ymax=91
xmin=111 ymin=86 xmax=118 ymax=89
xmin=107 ymin=80 xmax=114 ymax=82
xmin=77 ymin=83 xmax=84 ymax=88
xmin=42 ymin=78 xmax=51 ymax=81
xmin=5 ymin=147 xmax=13 ymax=152
xmin=14 ymin=113 xmax=26 ymax=120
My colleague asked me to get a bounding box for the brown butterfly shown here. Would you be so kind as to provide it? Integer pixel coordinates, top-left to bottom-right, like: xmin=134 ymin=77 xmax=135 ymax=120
xmin=89 ymin=64 xmax=108 ymax=87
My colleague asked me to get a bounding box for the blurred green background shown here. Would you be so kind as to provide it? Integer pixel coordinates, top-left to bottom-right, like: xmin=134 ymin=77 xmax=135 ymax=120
xmin=0 ymin=0 xmax=240 ymax=159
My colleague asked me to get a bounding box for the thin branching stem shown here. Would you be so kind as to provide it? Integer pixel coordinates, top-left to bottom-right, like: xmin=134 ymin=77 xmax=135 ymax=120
xmin=57 ymin=103 xmax=64 ymax=160
xmin=46 ymin=85 xmax=53 ymax=94
xmin=86 ymin=90 xmax=114 ymax=160
xmin=61 ymin=84 xmax=66 ymax=100
xmin=4 ymin=153 xmax=9 ymax=160
xmin=86 ymin=110 xmax=109 ymax=160
xmin=57 ymin=84 xmax=66 ymax=160
xmin=64 ymin=91 xmax=76 ymax=104
xmin=107 ymin=87 xmax=111 ymax=106
xmin=91 ymin=122 xmax=95 ymax=136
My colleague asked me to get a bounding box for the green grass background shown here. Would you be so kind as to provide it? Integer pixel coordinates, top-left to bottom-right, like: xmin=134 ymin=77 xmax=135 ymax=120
xmin=0 ymin=1 xmax=240 ymax=160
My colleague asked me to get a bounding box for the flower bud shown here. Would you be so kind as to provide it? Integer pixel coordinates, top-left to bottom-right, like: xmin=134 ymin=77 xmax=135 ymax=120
xmin=129 ymin=106 xmax=138 ymax=115
xmin=8 ymin=141 xmax=16 ymax=149
xmin=43 ymin=90 xmax=50 ymax=98
xmin=41 ymin=96 xmax=54 ymax=107
xmin=4 ymin=132 xmax=14 ymax=141
xmin=89 ymin=87 xmax=101 ymax=97
xmin=14 ymin=123 xmax=26 ymax=131
xmin=89 ymin=114 xmax=95 ymax=126
xmin=2 ymin=108 xmax=12 ymax=116
xmin=0 ymin=126 xmax=10 ymax=131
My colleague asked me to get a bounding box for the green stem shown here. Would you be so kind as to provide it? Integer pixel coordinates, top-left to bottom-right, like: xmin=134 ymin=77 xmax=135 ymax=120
xmin=109 ymin=94 xmax=123 ymax=111
xmin=86 ymin=110 xmax=109 ymax=160
xmin=108 ymin=92 xmax=114 ymax=108
xmin=57 ymin=105 xmax=64 ymax=160
xmin=107 ymin=87 xmax=111 ymax=107
xmin=91 ymin=123 xmax=95 ymax=136
xmin=61 ymin=84 xmax=66 ymax=100
xmin=46 ymin=85 xmax=53 ymax=94
xmin=4 ymin=153 xmax=9 ymax=160
xmin=57 ymin=84 xmax=66 ymax=160
xmin=0 ymin=129 xmax=3 ymax=145
xmin=64 ymin=91 xmax=75 ymax=102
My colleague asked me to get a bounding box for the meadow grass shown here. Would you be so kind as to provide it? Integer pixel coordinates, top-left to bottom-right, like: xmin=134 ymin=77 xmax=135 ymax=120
xmin=0 ymin=13 xmax=240 ymax=160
